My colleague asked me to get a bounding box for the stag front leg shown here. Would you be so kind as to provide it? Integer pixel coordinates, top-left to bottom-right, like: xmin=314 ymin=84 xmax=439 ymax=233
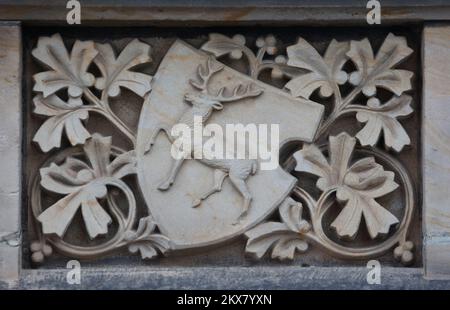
xmin=158 ymin=158 xmax=185 ymax=190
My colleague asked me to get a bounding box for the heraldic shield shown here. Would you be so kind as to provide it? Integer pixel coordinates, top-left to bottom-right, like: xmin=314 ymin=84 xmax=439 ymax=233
xmin=136 ymin=40 xmax=324 ymax=250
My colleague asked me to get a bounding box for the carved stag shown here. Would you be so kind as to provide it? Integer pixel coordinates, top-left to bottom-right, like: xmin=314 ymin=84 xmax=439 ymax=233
xmin=145 ymin=57 xmax=263 ymax=220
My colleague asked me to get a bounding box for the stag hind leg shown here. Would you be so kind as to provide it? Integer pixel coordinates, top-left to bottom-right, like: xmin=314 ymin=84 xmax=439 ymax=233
xmin=192 ymin=169 xmax=228 ymax=208
xmin=229 ymin=173 xmax=252 ymax=224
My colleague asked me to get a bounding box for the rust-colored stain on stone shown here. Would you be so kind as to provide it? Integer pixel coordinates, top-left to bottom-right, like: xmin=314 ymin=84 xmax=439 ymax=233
xmin=381 ymin=8 xmax=412 ymax=17
xmin=224 ymin=8 xmax=253 ymax=21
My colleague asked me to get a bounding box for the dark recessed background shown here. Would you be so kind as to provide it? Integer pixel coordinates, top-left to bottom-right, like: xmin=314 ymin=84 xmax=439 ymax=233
xmin=21 ymin=25 xmax=422 ymax=269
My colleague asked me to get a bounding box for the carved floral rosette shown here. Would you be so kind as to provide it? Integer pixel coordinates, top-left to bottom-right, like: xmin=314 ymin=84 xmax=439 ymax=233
xmin=29 ymin=32 xmax=416 ymax=266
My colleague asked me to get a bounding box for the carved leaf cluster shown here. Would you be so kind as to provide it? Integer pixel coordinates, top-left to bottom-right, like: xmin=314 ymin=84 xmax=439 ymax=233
xmin=124 ymin=216 xmax=171 ymax=259
xmin=32 ymin=34 xmax=97 ymax=103
xmin=245 ymin=198 xmax=311 ymax=260
xmin=37 ymin=134 xmax=136 ymax=239
xmin=94 ymin=39 xmax=152 ymax=97
xmin=201 ymin=33 xmax=247 ymax=60
xmin=294 ymin=133 xmax=399 ymax=239
xmin=347 ymin=33 xmax=413 ymax=97
xmin=32 ymin=94 xmax=90 ymax=152
xmin=286 ymin=39 xmax=349 ymax=98
xmin=201 ymin=33 xmax=415 ymax=152
xmin=32 ymin=34 xmax=152 ymax=152
xmin=286 ymin=33 xmax=413 ymax=100
xmin=285 ymin=33 xmax=414 ymax=152
xmin=355 ymin=95 xmax=413 ymax=152
xmin=201 ymin=33 xmax=295 ymax=79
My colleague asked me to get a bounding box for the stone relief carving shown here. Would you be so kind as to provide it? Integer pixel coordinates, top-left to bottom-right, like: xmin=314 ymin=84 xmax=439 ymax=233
xmin=244 ymin=33 xmax=415 ymax=265
xmin=37 ymin=134 xmax=135 ymax=239
xmin=247 ymin=133 xmax=414 ymax=264
xmin=28 ymin=32 xmax=416 ymax=266
xmin=31 ymin=33 xmax=151 ymax=150
xmin=147 ymin=57 xmax=263 ymax=221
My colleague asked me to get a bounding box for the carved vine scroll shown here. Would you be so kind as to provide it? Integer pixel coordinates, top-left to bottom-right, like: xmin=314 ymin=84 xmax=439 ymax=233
xmin=29 ymin=34 xmax=169 ymax=262
xmin=29 ymin=32 xmax=416 ymax=266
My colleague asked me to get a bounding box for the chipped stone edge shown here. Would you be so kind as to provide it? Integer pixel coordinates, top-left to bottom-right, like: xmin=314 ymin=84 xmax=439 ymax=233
xmin=422 ymin=23 xmax=450 ymax=280
xmin=0 ymin=22 xmax=22 ymax=286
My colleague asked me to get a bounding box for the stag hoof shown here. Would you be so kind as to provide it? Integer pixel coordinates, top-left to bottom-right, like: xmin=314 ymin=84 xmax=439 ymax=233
xmin=232 ymin=211 xmax=248 ymax=225
xmin=232 ymin=218 xmax=243 ymax=226
xmin=191 ymin=198 xmax=202 ymax=208
xmin=158 ymin=180 xmax=173 ymax=191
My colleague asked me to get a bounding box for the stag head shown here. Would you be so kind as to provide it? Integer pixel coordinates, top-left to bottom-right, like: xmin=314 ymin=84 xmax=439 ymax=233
xmin=186 ymin=56 xmax=263 ymax=111
xmin=184 ymin=92 xmax=224 ymax=110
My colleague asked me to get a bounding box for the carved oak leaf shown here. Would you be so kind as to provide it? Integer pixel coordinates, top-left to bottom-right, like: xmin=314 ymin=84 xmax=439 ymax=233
xmin=201 ymin=33 xmax=247 ymax=60
xmin=32 ymin=94 xmax=90 ymax=152
xmin=286 ymin=38 xmax=349 ymax=99
xmin=32 ymin=33 xmax=97 ymax=102
xmin=294 ymin=133 xmax=399 ymax=239
xmin=245 ymin=198 xmax=310 ymax=260
xmin=94 ymin=39 xmax=152 ymax=98
xmin=355 ymin=95 xmax=413 ymax=152
xmin=124 ymin=216 xmax=171 ymax=259
xmin=347 ymin=33 xmax=413 ymax=97
xmin=37 ymin=134 xmax=136 ymax=239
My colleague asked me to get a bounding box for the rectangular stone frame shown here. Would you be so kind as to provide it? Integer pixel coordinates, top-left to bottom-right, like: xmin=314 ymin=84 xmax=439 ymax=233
xmin=422 ymin=24 xmax=450 ymax=279
xmin=0 ymin=22 xmax=21 ymax=287
xmin=1 ymin=1 xmax=450 ymax=288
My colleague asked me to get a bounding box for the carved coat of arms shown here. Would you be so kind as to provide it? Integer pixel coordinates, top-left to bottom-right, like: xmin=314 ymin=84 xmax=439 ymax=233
xmin=136 ymin=40 xmax=323 ymax=249
xmin=29 ymin=32 xmax=417 ymax=265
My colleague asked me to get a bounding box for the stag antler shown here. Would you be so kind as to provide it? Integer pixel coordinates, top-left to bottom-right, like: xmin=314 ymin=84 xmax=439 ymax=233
xmin=190 ymin=57 xmax=224 ymax=92
xmin=214 ymin=83 xmax=263 ymax=102
xmin=190 ymin=56 xmax=264 ymax=102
